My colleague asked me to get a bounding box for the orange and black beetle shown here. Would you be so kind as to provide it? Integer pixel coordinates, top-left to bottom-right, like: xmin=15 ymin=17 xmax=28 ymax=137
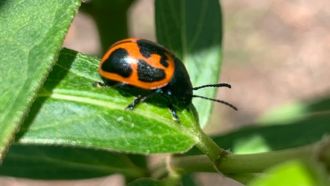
xmin=98 ymin=38 xmax=237 ymax=121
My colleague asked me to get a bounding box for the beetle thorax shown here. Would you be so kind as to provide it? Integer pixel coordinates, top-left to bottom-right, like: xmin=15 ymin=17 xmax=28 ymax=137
xmin=163 ymin=58 xmax=193 ymax=108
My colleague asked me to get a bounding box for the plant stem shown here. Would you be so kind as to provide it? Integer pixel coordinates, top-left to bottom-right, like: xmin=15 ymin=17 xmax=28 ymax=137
xmin=195 ymin=128 xmax=228 ymax=165
xmin=171 ymin=138 xmax=330 ymax=175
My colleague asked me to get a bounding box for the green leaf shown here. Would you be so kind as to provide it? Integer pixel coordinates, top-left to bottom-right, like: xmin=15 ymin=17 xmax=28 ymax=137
xmin=219 ymin=112 xmax=330 ymax=153
xmin=128 ymin=178 xmax=166 ymax=186
xmin=128 ymin=177 xmax=181 ymax=186
xmin=221 ymin=97 xmax=330 ymax=154
xmin=257 ymin=102 xmax=309 ymax=125
xmin=128 ymin=175 xmax=198 ymax=186
xmin=258 ymin=96 xmax=330 ymax=125
xmin=17 ymin=48 xmax=200 ymax=154
xmin=248 ymin=160 xmax=329 ymax=186
xmin=181 ymin=174 xmax=198 ymax=186
xmin=187 ymin=112 xmax=330 ymax=155
xmin=0 ymin=144 xmax=145 ymax=179
xmin=0 ymin=0 xmax=80 ymax=159
xmin=155 ymin=0 xmax=223 ymax=127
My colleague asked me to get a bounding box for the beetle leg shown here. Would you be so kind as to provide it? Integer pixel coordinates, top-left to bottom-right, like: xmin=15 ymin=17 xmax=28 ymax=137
xmin=93 ymin=81 xmax=125 ymax=88
xmin=93 ymin=81 xmax=108 ymax=88
xmin=168 ymin=104 xmax=180 ymax=122
xmin=126 ymin=92 xmax=157 ymax=110
xmin=126 ymin=95 xmax=144 ymax=110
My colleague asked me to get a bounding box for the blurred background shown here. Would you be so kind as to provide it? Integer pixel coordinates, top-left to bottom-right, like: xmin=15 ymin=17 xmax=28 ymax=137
xmin=1 ymin=0 xmax=329 ymax=185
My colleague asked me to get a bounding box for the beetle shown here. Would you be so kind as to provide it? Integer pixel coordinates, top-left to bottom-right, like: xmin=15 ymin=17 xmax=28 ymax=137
xmin=97 ymin=38 xmax=237 ymax=121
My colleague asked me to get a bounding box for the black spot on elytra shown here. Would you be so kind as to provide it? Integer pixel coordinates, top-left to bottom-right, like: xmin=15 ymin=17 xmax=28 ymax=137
xmin=137 ymin=39 xmax=169 ymax=68
xmin=160 ymin=58 xmax=169 ymax=68
xmin=101 ymin=48 xmax=132 ymax=77
xmin=137 ymin=59 xmax=166 ymax=82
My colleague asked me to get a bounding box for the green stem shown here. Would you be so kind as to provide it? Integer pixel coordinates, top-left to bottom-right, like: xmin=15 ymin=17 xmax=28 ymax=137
xmin=195 ymin=128 xmax=228 ymax=164
xmin=171 ymin=138 xmax=330 ymax=175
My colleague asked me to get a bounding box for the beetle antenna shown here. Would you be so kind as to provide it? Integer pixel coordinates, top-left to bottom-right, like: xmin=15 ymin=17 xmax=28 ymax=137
xmin=192 ymin=95 xmax=238 ymax=111
xmin=193 ymin=83 xmax=231 ymax=90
